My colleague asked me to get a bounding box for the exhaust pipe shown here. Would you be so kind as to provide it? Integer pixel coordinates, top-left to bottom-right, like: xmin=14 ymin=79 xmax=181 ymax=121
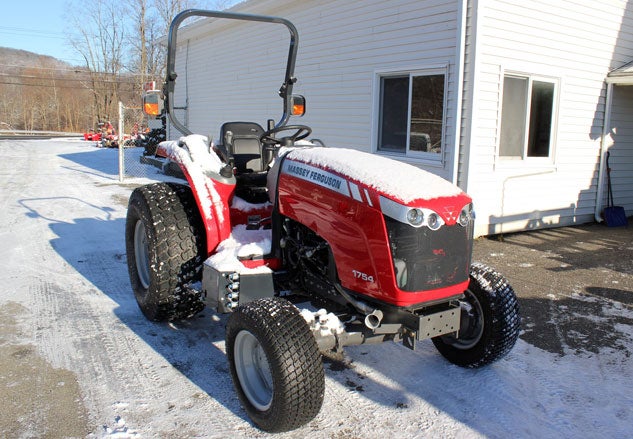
xmin=334 ymin=283 xmax=384 ymax=330
xmin=364 ymin=309 xmax=383 ymax=330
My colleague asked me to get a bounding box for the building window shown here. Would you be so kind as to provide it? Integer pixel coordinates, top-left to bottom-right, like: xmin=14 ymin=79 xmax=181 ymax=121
xmin=499 ymin=74 xmax=556 ymax=159
xmin=377 ymin=71 xmax=446 ymax=159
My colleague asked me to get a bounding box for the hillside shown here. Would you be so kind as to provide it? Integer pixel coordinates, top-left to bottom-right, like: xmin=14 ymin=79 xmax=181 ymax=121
xmin=0 ymin=46 xmax=72 ymax=70
xmin=0 ymin=47 xmax=95 ymax=133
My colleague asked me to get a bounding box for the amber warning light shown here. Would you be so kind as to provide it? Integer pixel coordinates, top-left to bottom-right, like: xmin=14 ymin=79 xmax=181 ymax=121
xmin=291 ymin=95 xmax=306 ymax=117
xmin=143 ymin=91 xmax=163 ymax=116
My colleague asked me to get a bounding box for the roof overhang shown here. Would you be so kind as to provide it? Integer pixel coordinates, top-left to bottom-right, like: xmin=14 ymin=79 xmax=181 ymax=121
xmin=607 ymin=60 xmax=633 ymax=84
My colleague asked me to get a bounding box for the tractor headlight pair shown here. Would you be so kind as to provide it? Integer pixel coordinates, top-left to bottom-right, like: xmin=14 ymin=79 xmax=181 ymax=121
xmin=405 ymin=208 xmax=443 ymax=230
xmin=380 ymin=196 xmax=445 ymax=230
xmin=381 ymin=196 xmax=474 ymax=230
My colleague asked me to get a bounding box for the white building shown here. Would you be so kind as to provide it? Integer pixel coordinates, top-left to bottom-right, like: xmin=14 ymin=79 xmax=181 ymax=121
xmin=168 ymin=0 xmax=633 ymax=236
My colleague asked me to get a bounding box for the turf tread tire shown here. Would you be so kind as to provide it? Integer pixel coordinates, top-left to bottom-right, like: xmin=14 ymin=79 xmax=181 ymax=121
xmin=226 ymin=297 xmax=325 ymax=432
xmin=125 ymin=182 xmax=206 ymax=321
xmin=432 ymin=262 xmax=520 ymax=368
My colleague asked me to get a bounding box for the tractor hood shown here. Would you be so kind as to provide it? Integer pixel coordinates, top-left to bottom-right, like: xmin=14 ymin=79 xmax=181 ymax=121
xmin=276 ymin=146 xmax=472 ymax=228
xmin=274 ymin=145 xmax=475 ymax=303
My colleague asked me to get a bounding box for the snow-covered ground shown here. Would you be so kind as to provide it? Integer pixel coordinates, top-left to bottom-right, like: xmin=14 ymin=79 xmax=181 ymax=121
xmin=1 ymin=139 xmax=631 ymax=438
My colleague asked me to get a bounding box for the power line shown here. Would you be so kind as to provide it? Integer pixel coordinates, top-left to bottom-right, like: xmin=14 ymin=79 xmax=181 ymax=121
xmin=0 ymin=64 xmax=91 ymax=74
xmin=0 ymin=71 xmax=152 ymax=82
xmin=0 ymin=25 xmax=66 ymax=35
xmin=0 ymin=80 xmax=140 ymax=92
xmin=0 ymin=26 xmax=68 ymax=39
xmin=0 ymin=25 xmax=105 ymax=41
xmin=1 ymin=63 xmax=159 ymax=77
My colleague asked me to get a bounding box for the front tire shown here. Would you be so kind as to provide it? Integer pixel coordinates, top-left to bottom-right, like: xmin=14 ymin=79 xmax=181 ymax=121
xmin=432 ymin=262 xmax=520 ymax=368
xmin=226 ymin=298 xmax=324 ymax=432
xmin=125 ymin=182 xmax=206 ymax=321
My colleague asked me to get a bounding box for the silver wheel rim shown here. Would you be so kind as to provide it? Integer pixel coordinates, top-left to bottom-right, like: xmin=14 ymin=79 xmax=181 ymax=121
xmin=234 ymin=330 xmax=273 ymax=411
xmin=448 ymin=289 xmax=484 ymax=350
xmin=134 ymin=220 xmax=151 ymax=289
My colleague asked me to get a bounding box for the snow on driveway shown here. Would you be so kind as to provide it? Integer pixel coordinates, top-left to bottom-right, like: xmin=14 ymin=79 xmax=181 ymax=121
xmin=0 ymin=139 xmax=631 ymax=438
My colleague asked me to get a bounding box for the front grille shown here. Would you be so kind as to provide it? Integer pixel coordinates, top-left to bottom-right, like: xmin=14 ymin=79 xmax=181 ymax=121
xmin=385 ymin=216 xmax=473 ymax=292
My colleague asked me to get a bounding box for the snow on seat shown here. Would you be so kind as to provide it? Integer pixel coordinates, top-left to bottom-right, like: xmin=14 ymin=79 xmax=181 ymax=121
xmin=204 ymin=224 xmax=272 ymax=274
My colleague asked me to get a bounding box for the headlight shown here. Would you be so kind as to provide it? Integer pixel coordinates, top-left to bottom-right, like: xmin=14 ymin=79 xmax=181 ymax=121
xmin=458 ymin=203 xmax=474 ymax=227
xmin=427 ymin=213 xmax=441 ymax=230
xmin=406 ymin=208 xmax=424 ymax=226
xmin=380 ymin=196 xmax=445 ymax=230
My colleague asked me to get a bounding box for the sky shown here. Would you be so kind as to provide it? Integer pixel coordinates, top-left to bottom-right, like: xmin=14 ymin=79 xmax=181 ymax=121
xmin=0 ymin=0 xmax=241 ymax=66
xmin=0 ymin=0 xmax=81 ymax=64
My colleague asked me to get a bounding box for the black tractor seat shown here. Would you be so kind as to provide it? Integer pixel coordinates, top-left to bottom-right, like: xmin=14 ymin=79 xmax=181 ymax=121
xmin=220 ymin=121 xmax=270 ymax=203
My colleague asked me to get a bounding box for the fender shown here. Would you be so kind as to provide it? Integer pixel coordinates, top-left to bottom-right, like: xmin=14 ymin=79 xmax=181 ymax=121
xmin=157 ymin=136 xmax=235 ymax=255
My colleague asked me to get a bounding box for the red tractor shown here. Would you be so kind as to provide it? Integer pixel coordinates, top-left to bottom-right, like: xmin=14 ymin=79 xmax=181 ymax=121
xmin=126 ymin=9 xmax=520 ymax=433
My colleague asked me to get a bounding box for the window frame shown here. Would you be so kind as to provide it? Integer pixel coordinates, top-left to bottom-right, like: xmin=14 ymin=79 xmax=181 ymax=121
xmin=373 ymin=67 xmax=448 ymax=163
xmin=498 ymin=72 xmax=559 ymax=163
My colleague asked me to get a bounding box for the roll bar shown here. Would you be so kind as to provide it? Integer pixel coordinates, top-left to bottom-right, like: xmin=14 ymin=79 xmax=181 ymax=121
xmin=164 ymin=9 xmax=300 ymax=136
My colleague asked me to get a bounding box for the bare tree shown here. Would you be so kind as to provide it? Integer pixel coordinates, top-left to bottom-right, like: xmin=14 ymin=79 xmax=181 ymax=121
xmin=155 ymin=0 xmax=197 ymax=35
xmin=68 ymin=0 xmax=127 ymax=126
xmin=1 ymin=0 xmax=240 ymax=133
xmin=126 ymin=0 xmax=151 ymax=84
xmin=60 ymin=0 xmax=234 ymax=132
xmin=151 ymin=0 xmax=200 ymax=80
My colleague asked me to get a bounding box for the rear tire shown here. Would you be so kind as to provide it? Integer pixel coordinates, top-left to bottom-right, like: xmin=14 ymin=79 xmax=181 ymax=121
xmin=125 ymin=182 xmax=206 ymax=321
xmin=226 ymin=298 xmax=324 ymax=432
xmin=432 ymin=262 xmax=520 ymax=368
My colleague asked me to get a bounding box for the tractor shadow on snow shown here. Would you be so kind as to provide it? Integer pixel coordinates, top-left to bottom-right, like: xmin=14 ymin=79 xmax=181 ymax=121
xmin=19 ymin=196 xmax=248 ymax=423
xmin=58 ymin=148 xmax=122 ymax=181
xmin=21 ymin=195 xmax=633 ymax=436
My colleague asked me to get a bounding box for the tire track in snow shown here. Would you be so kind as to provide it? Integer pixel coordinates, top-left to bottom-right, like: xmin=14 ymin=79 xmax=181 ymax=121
xmin=3 ymin=141 xmax=204 ymax=434
xmin=26 ymin=248 xmax=236 ymax=435
xmin=43 ymin=237 xmax=230 ymax=433
xmin=24 ymin=143 xmax=247 ymax=435
xmin=72 ymin=245 xmax=250 ymax=434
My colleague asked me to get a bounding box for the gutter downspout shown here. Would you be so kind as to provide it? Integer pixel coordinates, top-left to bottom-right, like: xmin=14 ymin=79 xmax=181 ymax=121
xmin=594 ymin=81 xmax=613 ymax=223
xmin=452 ymin=0 xmax=468 ymax=187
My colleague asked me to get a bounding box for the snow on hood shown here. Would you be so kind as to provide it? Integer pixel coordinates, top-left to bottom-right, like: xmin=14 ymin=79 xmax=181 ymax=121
xmin=204 ymin=225 xmax=272 ymax=274
xmin=282 ymin=147 xmax=463 ymax=203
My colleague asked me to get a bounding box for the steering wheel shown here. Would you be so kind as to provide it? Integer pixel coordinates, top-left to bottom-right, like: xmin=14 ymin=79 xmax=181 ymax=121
xmin=260 ymin=124 xmax=312 ymax=145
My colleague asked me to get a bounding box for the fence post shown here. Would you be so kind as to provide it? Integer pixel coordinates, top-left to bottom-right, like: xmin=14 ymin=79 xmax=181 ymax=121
xmin=118 ymin=101 xmax=125 ymax=182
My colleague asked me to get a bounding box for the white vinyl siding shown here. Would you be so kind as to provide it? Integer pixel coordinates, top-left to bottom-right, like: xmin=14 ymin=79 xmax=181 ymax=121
xmin=170 ymin=20 xmax=291 ymax=139
xmin=466 ymin=0 xmax=633 ymax=236
xmin=171 ymin=0 xmax=461 ymax=181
